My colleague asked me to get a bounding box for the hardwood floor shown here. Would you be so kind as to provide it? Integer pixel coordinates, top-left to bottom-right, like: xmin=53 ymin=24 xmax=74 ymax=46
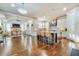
xmin=0 ymin=36 xmax=78 ymax=56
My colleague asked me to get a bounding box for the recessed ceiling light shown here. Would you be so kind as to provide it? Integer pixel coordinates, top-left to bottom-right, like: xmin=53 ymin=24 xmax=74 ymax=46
xmin=17 ymin=8 xmax=27 ymax=14
xmin=11 ymin=4 xmax=15 ymax=7
xmin=63 ymin=8 xmax=67 ymax=11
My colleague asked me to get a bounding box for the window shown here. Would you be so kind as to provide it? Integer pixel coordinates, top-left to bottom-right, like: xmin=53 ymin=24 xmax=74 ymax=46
xmin=38 ymin=21 xmax=49 ymax=31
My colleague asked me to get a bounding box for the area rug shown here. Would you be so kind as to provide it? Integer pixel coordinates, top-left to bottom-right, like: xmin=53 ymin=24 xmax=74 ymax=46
xmin=71 ymin=49 xmax=79 ymax=56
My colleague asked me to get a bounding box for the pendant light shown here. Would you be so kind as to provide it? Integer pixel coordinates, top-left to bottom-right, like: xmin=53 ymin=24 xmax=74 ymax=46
xmin=17 ymin=3 xmax=27 ymax=14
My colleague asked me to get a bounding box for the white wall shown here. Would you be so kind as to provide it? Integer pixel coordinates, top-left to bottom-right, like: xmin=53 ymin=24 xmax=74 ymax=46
xmin=66 ymin=7 xmax=79 ymax=42
xmin=56 ymin=7 xmax=79 ymax=42
xmin=57 ymin=17 xmax=67 ymax=37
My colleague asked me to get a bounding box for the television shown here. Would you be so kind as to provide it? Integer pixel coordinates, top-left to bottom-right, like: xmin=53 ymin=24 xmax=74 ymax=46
xmin=12 ymin=24 xmax=20 ymax=28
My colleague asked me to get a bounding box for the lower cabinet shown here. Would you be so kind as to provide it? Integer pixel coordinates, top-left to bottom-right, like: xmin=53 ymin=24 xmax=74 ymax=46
xmin=37 ymin=32 xmax=57 ymax=45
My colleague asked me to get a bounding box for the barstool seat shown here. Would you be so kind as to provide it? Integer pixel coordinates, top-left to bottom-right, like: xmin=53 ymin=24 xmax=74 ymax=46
xmin=0 ymin=40 xmax=3 ymax=43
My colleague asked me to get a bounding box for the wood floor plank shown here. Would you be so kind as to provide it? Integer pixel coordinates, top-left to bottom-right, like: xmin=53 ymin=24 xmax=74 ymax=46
xmin=0 ymin=36 xmax=74 ymax=56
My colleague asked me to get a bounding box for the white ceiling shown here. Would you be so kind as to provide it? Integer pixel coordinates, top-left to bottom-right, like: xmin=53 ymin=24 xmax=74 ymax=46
xmin=0 ymin=3 xmax=79 ymax=20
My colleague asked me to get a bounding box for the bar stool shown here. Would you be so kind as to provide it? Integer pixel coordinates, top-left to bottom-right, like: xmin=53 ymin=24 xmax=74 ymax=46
xmin=0 ymin=36 xmax=4 ymax=47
